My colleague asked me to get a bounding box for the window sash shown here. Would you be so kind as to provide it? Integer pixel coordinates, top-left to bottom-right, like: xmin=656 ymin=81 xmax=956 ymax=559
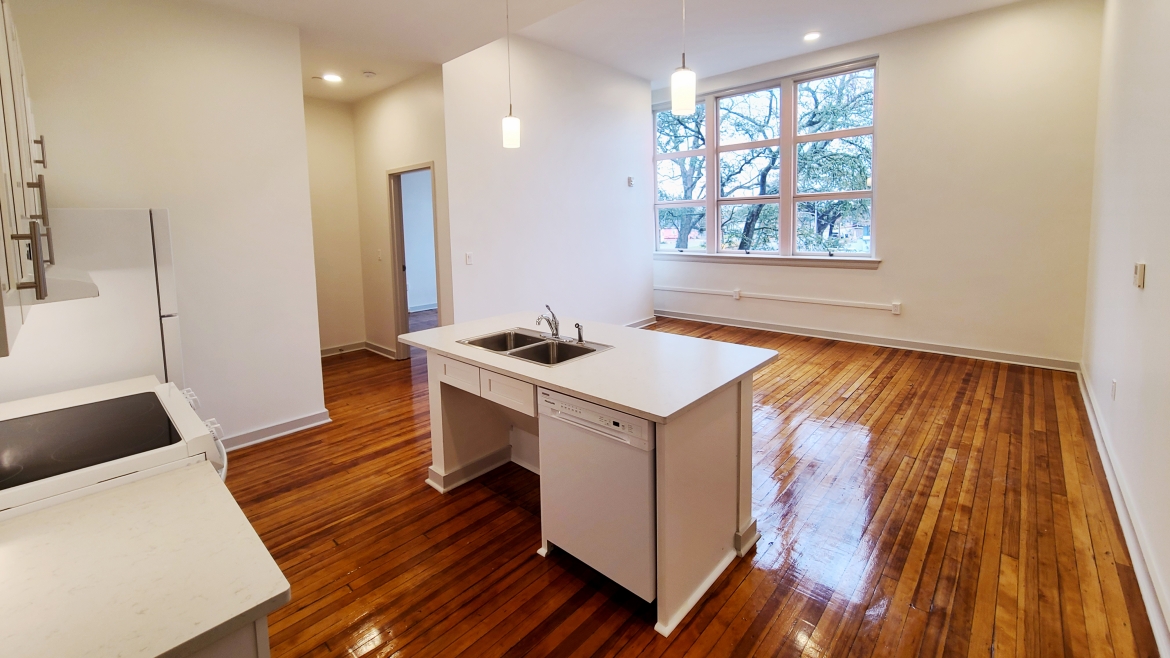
xmin=653 ymin=59 xmax=877 ymax=259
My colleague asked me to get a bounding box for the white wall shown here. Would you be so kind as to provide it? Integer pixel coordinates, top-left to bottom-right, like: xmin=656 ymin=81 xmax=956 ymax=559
xmin=353 ymin=68 xmax=453 ymax=349
xmin=402 ymin=169 xmax=438 ymax=311
xmin=652 ymin=0 xmax=1102 ymax=365
xmin=13 ymin=0 xmax=327 ymax=441
xmin=1082 ymin=0 xmax=1170 ymax=643
xmin=443 ymin=37 xmax=655 ymax=326
xmin=304 ymin=97 xmax=366 ymax=351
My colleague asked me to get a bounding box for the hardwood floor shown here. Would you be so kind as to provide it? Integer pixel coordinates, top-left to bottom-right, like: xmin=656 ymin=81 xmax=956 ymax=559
xmin=226 ymin=317 xmax=1158 ymax=657
xmin=408 ymin=309 xmax=438 ymax=332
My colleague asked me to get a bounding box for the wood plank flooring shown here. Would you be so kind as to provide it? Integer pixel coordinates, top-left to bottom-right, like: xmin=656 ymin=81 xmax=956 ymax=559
xmin=408 ymin=309 xmax=438 ymax=333
xmin=226 ymin=317 xmax=1158 ymax=657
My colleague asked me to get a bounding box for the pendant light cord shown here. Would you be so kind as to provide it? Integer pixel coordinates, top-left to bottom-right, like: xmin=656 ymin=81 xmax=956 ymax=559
xmin=506 ymin=0 xmax=513 ymax=116
xmin=681 ymin=0 xmax=687 ymax=68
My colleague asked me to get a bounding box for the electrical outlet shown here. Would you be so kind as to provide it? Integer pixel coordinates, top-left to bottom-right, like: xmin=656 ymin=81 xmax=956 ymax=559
xmin=732 ymin=288 xmax=741 ymax=300
xmin=1111 ymin=379 xmax=1117 ymax=400
xmin=378 ymin=249 xmax=383 ymax=261
xmin=1134 ymin=262 xmax=1146 ymax=289
xmin=627 ymin=177 xmax=634 ymax=187
xmin=892 ymin=302 xmax=903 ymax=315
xmin=465 ymin=252 xmax=474 ymax=265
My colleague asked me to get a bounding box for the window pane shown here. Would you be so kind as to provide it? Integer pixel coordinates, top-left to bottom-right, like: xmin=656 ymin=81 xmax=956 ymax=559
xmin=658 ymin=206 xmax=707 ymax=251
xmin=796 ymin=199 xmax=871 ymax=254
xmin=720 ymin=147 xmax=780 ymax=198
xmin=718 ymin=88 xmax=779 ymax=146
xmin=720 ymin=204 xmax=779 ymax=252
xmin=796 ymin=135 xmax=872 ymax=194
xmin=657 ymin=156 xmax=706 ymax=201
xmin=797 ymin=68 xmax=874 ymax=136
xmin=656 ymin=104 xmax=706 ymax=153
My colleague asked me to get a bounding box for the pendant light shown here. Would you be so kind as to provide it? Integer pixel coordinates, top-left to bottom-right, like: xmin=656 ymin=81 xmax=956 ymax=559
xmin=502 ymin=0 xmax=520 ymax=148
xmin=671 ymin=0 xmax=696 ymax=116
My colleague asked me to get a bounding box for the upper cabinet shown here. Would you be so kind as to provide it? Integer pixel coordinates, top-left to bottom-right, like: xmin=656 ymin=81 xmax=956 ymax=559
xmin=1 ymin=0 xmax=46 ymax=358
xmin=0 ymin=0 xmax=35 ymax=358
xmin=0 ymin=0 xmax=96 ymax=358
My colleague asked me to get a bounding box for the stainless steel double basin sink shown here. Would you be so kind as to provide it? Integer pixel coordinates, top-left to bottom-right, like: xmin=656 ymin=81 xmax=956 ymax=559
xmin=458 ymin=327 xmax=612 ymax=366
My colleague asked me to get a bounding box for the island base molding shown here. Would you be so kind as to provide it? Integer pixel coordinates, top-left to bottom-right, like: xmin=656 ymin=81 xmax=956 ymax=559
xmin=653 ymin=549 xmax=737 ymax=637
xmin=734 ymin=518 xmax=760 ymax=556
xmin=426 ymin=445 xmax=513 ymax=494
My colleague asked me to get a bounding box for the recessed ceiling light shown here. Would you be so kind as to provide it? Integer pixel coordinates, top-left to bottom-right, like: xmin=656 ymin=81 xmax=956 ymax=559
xmin=804 ymin=31 xmax=821 ymax=42
xmin=322 ymin=73 xmax=342 ymax=83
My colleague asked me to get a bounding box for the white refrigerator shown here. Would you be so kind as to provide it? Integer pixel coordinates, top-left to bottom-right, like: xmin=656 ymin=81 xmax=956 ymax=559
xmin=0 ymin=208 xmax=185 ymax=403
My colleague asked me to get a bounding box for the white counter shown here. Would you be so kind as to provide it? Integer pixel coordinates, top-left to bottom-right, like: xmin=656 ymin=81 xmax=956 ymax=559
xmin=0 ymin=461 xmax=289 ymax=657
xmin=399 ymin=312 xmax=777 ymax=423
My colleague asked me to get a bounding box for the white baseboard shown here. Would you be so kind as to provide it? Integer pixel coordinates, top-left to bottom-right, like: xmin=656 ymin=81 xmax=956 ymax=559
xmin=654 ymin=309 xmax=1079 ymax=371
xmin=320 ymin=342 xmax=366 ymax=358
xmin=363 ymin=341 xmax=398 ymax=359
xmin=626 ymin=316 xmax=658 ymax=329
xmin=1076 ymin=367 xmax=1170 ymax=655
xmin=408 ymin=303 xmax=438 ymax=312
xmin=221 ymin=410 xmax=332 ymax=452
xmin=320 ymin=341 xmax=403 ymax=361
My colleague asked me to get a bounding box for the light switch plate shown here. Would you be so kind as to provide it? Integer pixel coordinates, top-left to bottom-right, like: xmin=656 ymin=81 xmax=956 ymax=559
xmin=1134 ymin=262 xmax=1146 ymax=289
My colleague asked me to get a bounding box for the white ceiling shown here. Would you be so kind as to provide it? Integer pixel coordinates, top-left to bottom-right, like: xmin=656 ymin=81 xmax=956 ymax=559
xmin=520 ymin=0 xmax=1022 ymax=89
xmin=197 ymin=0 xmax=1021 ymax=102
xmin=195 ymin=0 xmax=589 ymax=102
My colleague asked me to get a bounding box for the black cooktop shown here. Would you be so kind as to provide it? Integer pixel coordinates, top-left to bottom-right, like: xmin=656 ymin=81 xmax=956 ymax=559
xmin=0 ymin=393 xmax=181 ymax=491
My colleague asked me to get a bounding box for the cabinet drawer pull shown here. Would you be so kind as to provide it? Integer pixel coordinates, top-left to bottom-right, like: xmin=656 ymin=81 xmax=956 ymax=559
xmin=34 ymin=135 xmax=47 ymax=167
xmin=10 ymin=220 xmax=48 ymax=300
xmin=26 ymin=174 xmax=53 ymax=264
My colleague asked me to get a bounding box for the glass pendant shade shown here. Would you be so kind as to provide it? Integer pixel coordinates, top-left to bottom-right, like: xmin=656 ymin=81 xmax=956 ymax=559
xmin=502 ymin=114 xmax=521 ymax=149
xmin=671 ymin=66 xmax=696 ymax=116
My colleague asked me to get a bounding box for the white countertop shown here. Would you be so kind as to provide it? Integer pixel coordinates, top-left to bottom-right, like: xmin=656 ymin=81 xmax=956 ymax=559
xmin=0 ymin=462 xmax=290 ymax=657
xmin=400 ymin=313 xmax=777 ymax=423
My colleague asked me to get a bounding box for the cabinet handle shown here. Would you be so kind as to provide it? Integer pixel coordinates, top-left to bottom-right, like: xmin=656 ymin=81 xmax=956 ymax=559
xmin=26 ymin=174 xmax=53 ymax=265
xmin=33 ymin=135 xmax=47 ymax=167
xmin=10 ymin=220 xmax=48 ymax=300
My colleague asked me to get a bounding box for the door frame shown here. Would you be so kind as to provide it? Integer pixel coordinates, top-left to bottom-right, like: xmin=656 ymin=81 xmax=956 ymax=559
xmin=387 ymin=162 xmax=440 ymax=359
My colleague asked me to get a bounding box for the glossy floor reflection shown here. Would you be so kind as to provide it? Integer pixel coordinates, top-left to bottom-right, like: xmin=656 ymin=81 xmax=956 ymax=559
xmin=226 ymin=317 xmax=1157 ymax=657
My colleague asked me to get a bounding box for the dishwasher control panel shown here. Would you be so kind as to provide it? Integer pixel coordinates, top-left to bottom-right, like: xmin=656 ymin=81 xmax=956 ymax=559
xmin=538 ymin=389 xmax=654 ymax=451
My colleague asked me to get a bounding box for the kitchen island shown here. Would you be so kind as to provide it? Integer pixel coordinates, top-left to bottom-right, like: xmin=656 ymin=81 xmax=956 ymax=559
xmin=400 ymin=312 xmax=777 ymax=636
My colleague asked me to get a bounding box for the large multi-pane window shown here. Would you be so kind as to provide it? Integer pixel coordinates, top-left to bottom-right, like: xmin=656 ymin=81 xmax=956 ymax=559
xmin=653 ymin=62 xmax=876 ymax=258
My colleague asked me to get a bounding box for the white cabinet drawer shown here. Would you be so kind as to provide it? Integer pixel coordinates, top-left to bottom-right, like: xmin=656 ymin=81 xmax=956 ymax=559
xmin=433 ymin=354 xmax=480 ymax=395
xmin=480 ymin=369 xmax=535 ymax=417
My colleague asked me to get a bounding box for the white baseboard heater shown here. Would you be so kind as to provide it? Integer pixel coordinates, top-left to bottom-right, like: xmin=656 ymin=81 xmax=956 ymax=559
xmin=654 ymin=285 xmax=902 ymax=314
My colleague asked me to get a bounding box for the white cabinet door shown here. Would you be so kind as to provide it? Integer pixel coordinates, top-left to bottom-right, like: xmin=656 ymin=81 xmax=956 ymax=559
xmin=0 ymin=0 xmax=51 ymax=357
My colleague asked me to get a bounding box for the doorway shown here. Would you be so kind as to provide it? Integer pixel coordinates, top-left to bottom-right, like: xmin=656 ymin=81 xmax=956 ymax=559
xmin=388 ymin=165 xmax=439 ymax=357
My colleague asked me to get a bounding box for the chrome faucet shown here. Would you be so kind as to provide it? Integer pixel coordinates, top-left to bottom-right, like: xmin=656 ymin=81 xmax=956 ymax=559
xmin=536 ymin=305 xmax=560 ymax=339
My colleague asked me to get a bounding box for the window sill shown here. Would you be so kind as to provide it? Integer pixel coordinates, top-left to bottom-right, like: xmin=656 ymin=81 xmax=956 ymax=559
xmin=653 ymin=252 xmax=881 ymax=269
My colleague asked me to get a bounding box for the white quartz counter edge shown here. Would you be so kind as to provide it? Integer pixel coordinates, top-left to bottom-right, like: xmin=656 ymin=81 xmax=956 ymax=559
xmin=400 ymin=313 xmax=777 ymax=423
xmin=0 ymin=461 xmax=290 ymax=658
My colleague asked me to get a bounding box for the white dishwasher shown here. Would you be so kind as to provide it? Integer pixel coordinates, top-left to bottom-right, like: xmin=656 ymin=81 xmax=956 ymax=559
xmin=537 ymin=388 xmax=656 ymax=602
